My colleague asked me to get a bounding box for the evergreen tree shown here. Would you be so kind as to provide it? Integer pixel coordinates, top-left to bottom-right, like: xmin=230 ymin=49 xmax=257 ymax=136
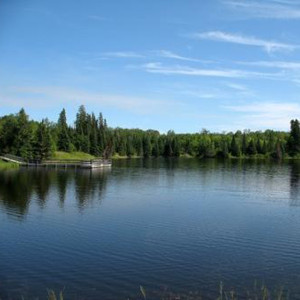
xmin=221 ymin=138 xmax=229 ymax=158
xmin=256 ymin=138 xmax=262 ymax=154
xmin=152 ymin=137 xmax=160 ymax=157
xmin=15 ymin=108 xmax=33 ymax=159
xmin=230 ymin=135 xmax=241 ymax=157
xmin=90 ymin=113 xmax=99 ymax=156
xmin=287 ymin=119 xmax=300 ymax=156
xmin=143 ymin=135 xmax=152 ymax=157
xmin=246 ymin=139 xmax=257 ymax=155
xmin=57 ymin=109 xmax=71 ymax=152
xmin=262 ymin=140 xmax=267 ymax=155
xmin=75 ymin=105 xmax=90 ymax=152
xmin=34 ymin=119 xmax=54 ymax=160
xmin=241 ymin=133 xmax=247 ymax=155
xmin=172 ymin=137 xmax=180 ymax=157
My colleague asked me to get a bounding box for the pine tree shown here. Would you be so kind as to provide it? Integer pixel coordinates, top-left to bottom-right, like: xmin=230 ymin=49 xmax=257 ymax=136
xmin=172 ymin=137 xmax=180 ymax=157
xmin=287 ymin=119 xmax=300 ymax=156
xmin=75 ymin=105 xmax=90 ymax=153
xmin=221 ymin=138 xmax=229 ymax=158
xmin=246 ymin=139 xmax=257 ymax=155
xmin=98 ymin=113 xmax=106 ymax=155
xmin=241 ymin=133 xmax=247 ymax=155
xmin=57 ymin=109 xmax=71 ymax=152
xmin=230 ymin=135 xmax=241 ymax=157
xmin=143 ymin=135 xmax=152 ymax=157
xmin=34 ymin=119 xmax=54 ymax=160
xmin=15 ymin=108 xmax=33 ymax=159
xmin=256 ymin=138 xmax=262 ymax=154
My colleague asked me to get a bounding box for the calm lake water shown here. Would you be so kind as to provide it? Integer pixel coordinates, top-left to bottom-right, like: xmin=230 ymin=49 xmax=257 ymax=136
xmin=1 ymin=158 xmax=300 ymax=299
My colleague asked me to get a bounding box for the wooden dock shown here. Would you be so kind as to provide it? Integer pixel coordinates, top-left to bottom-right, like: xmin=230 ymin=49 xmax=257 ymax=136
xmin=0 ymin=154 xmax=112 ymax=169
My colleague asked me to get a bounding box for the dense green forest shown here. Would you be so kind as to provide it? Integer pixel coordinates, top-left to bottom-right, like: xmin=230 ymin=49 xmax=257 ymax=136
xmin=0 ymin=105 xmax=300 ymax=160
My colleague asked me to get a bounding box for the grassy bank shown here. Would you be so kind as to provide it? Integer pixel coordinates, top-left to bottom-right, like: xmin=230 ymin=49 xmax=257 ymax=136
xmin=112 ymin=154 xmax=142 ymax=159
xmin=0 ymin=160 xmax=19 ymax=170
xmin=51 ymin=151 xmax=95 ymax=160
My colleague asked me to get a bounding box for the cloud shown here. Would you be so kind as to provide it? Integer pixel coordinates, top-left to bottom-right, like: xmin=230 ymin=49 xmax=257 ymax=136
xmin=0 ymin=86 xmax=184 ymax=116
xmin=141 ymin=62 xmax=279 ymax=79
xmin=102 ymin=51 xmax=145 ymax=58
xmin=102 ymin=50 xmax=206 ymax=62
xmin=153 ymin=50 xmax=202 ymax=62
xmin=179 ymin=90 xmax=219 ymax=99
xmin=224 ymin=0 xmax=300 ymax=19
xmin=225 ymin=83 xmax=249 ymax=91
xmin=190 ymin=31 xmax=296 ymax=53
xmin=225 ymin=102 xmax=300 ymax=129
xmin=240 ymin=61 xmax=300 ymax=70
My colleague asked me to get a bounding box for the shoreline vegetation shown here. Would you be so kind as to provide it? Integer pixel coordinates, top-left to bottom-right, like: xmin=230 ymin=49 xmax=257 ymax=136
xmin=41 ymin=282 xmax=290 ymax=300
xmin=0 ymin=160 xmax=18 ymax=170
xmin=1 ymin=105 xmax=300 ymax=167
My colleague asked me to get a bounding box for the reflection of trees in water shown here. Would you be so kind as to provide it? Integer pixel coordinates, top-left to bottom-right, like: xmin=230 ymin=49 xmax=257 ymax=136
xmin=74 ymin=169 xmax=108 ymax=209
xmin=56 ymin=171 xmax=69 ymax=207
xmin=0 ymin=170 xmax=34 ymax=218
xmin=33 ymin=170 xmax=55 ymax=208
xmin=289 ymin=162 xmax=300 ymax=206
xmin=0 ymin=167 xmax=110 ymax=218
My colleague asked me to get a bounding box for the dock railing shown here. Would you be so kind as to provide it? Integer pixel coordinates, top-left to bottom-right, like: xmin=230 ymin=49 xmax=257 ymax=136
xmin=1 ymin=154 xmax=112 ymax=168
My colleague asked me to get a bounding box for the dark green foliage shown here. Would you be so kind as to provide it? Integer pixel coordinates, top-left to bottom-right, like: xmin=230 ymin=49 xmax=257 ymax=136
xmin=34 ymin=119 xmax=54 ymax=160
xmin=220 ymin=138 xmax=229 ymax=158
xmin=15 ymin=109 xmax=34 ymax=159
xmin=287 ymin=119 xmax=300 ymax=156
xmin=230 ymin=135 xmax=241 ymax=157
xmin=241 ymin=133 xmax=247 ymax=154
xmin=246 ymin=139 xmax=257 ymax=155
xmin=256 ymin=138 xmax=262 ymax=154
xmin=1 ymin=105 xmax=300 ymax=160
xmin=57 ymin=109 xmax=71 ymax=152
xmin=143 ymin=135 xmax=152 ymax=157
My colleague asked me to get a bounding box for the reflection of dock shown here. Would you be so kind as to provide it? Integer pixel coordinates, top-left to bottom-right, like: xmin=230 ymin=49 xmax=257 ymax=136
xmin=0 ymin=154 xmax=112 ymax=169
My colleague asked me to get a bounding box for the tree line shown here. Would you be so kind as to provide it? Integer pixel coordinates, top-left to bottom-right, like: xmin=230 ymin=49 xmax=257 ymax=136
xmin=0 ymin=105 xmax=300 ymax=160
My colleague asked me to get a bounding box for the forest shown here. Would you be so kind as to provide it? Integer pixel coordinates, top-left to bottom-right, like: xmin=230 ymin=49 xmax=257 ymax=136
xmin=0 ymin=105 xmax=300 ymax=160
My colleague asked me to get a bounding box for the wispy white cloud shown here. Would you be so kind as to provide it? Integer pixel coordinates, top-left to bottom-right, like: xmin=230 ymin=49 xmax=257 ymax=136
xmin=102 ymin=51 xmax=145 ymax=58
xmin=141 ymin=62 xmax=279 ymax=79
xmin=179 ymin=90 xmax=219 ymax=99
xmin=225 ymin=102 xmax=300 ymax=129
xmin=153 ymin=50 xmax=202 ymax=62
xmin=225 ymin=82 xmax=249 ymax=91
xmin=224 ymin=0 xmax=300 ymax=19
xmin=240 ymin=61 xmax=300 ymax=70
xmin=0 ymin=86 xmax=184 ymax=115
xmin=190 ymin=31 xmax=297 ymax=53
xmin=102 ymin=49 xmax=206 ymax=62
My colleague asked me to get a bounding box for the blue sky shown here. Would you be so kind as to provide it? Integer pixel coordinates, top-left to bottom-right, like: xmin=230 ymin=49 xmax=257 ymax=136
xmin=1 ymin=0 xmax=300 ymax=133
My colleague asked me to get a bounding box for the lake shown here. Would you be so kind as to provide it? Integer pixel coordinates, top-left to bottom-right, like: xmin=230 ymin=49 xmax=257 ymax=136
xmin=1 ymin=158 xmax=300 ymax=299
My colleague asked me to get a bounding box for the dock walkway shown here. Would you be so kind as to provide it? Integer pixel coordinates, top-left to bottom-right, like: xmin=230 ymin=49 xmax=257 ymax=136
xmin=0 ymin=154 xmax=112 ymax=169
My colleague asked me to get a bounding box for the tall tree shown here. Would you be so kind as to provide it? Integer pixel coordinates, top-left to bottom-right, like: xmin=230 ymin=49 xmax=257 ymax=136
xmin=57 ymin=109 xmax=71 ymax=152
xmin=246 ymin=139 xmax=257 ymax=155
xmin=15 ymin=108 xmax=33 ymax=159
xmin=34 ymin=119 xmax=54 ymax=160
xmin=75 ymin=105 xmax=90 ymax=152
xmin=230 ymin=135 xmax=241 ymax=157
xmin=287 ymin=119 xmax=300 ymax=156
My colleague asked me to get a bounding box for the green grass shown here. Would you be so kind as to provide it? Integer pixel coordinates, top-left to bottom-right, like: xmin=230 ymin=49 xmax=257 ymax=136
xmin=112 ymin=154 xmax=142 ymax=159
xmin=0 ymin=160 xmax=19 ymax=170
xmin=51 ymin=151 xmax=95 ymax=160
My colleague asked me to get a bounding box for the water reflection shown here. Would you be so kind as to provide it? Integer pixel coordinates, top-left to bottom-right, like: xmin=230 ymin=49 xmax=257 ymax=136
xmin=75 ymin=169 xmax=108 ymax=209
xmin=3 ymin=159 xmax=300 ymax=299
xmin=0 ymin=168 xmax=110 ymax=218
xmin=289 ymin=161 xmax=300 ymax=206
